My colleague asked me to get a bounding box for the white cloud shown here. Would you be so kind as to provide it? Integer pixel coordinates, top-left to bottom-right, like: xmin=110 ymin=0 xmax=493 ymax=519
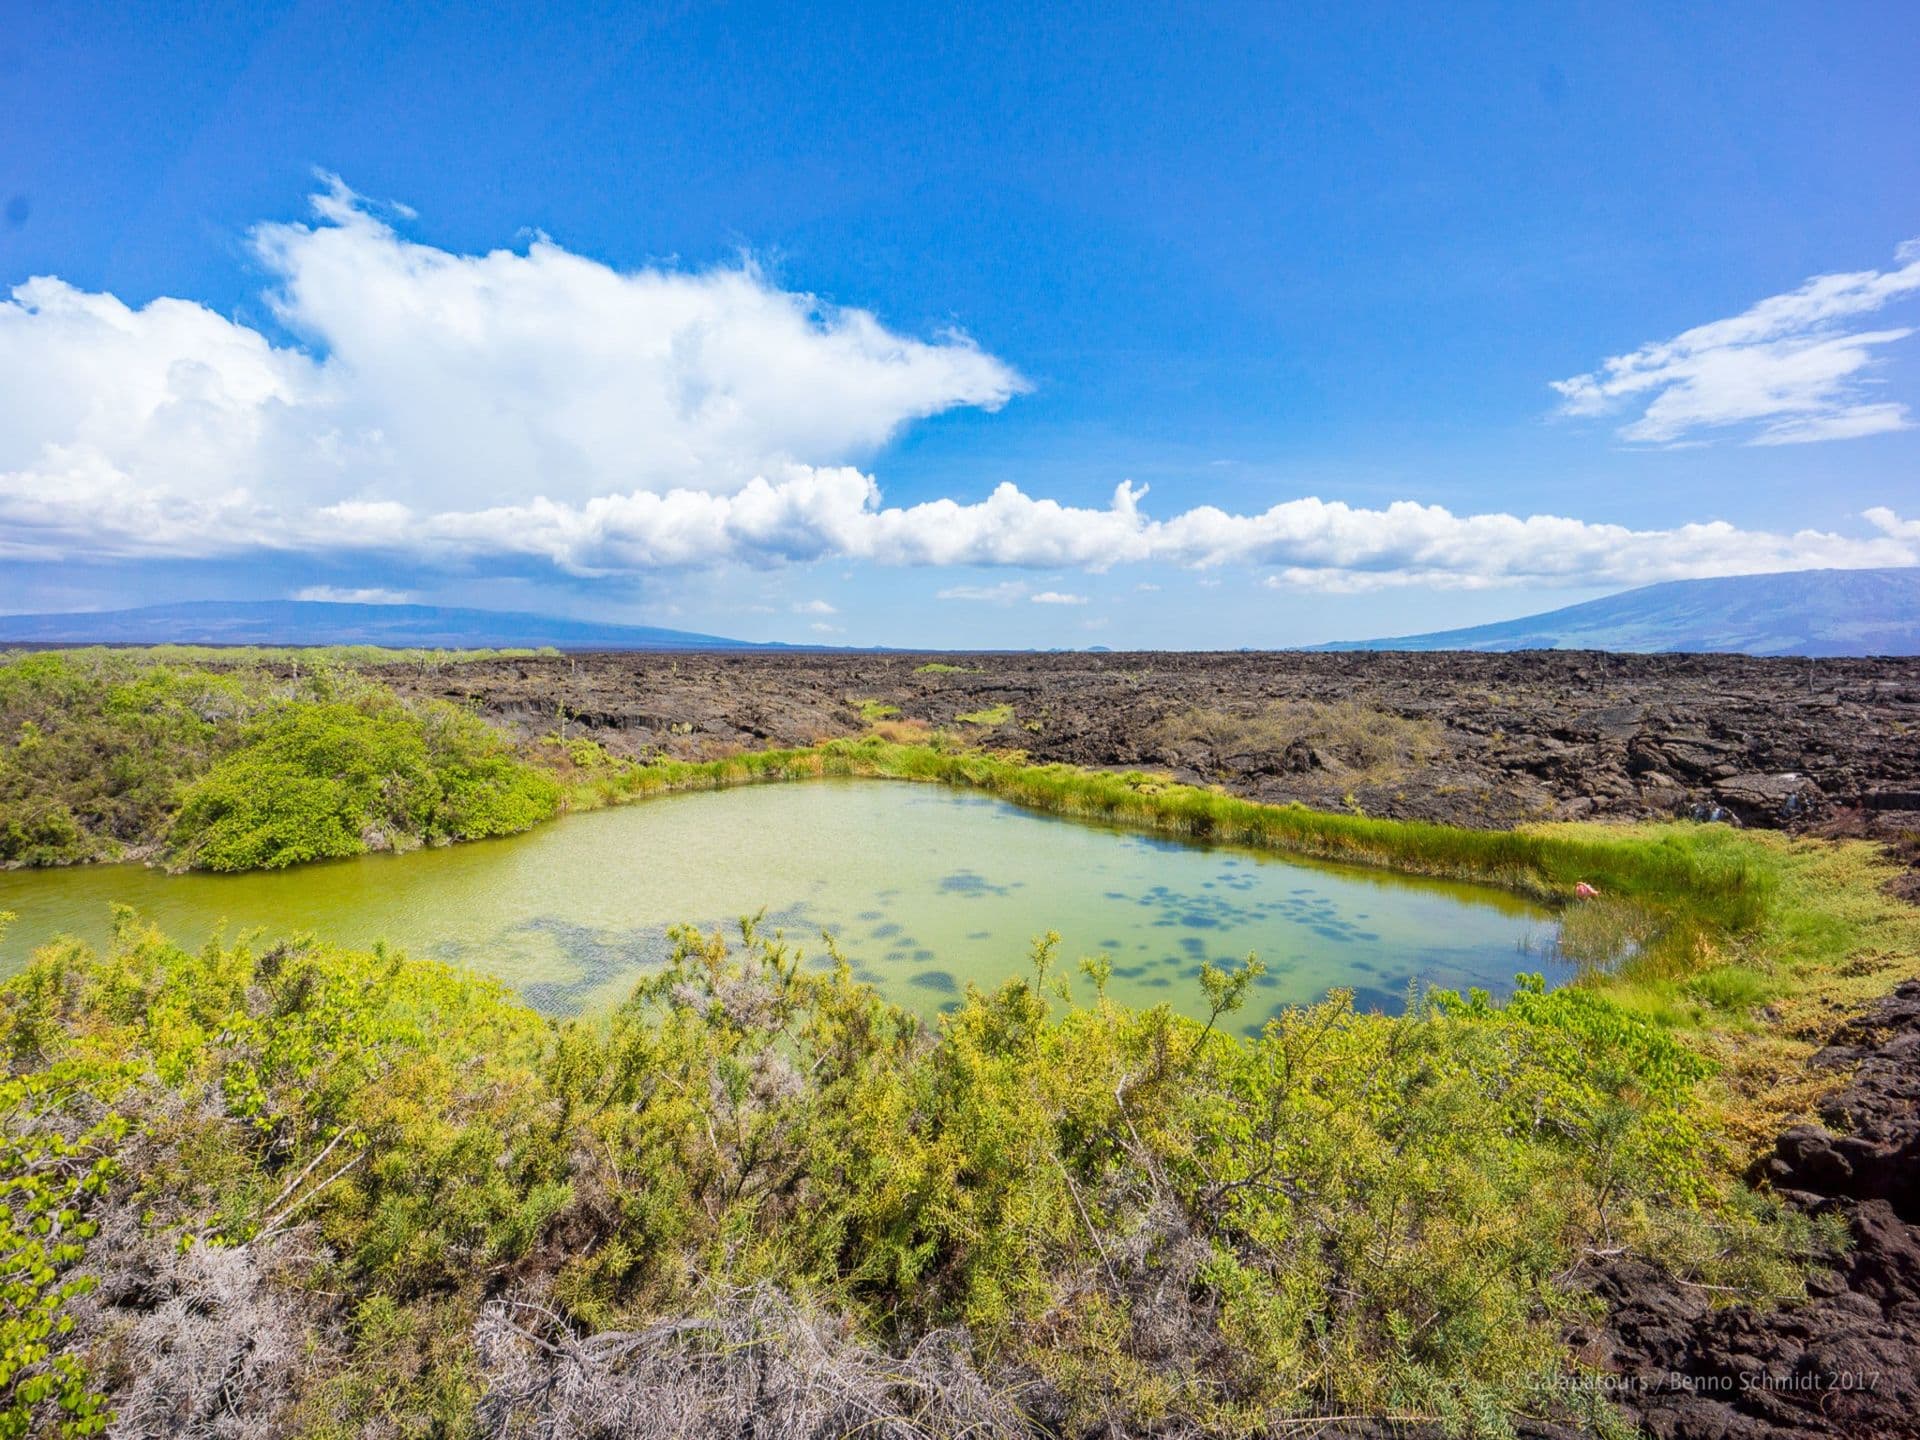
xmin=292 ymin=585 xmax=411 ymax=604
xmin=2 ymin=180 xmax=1916 ymax=596
xmin=294 ymin=476 xmax=1907 ymax=591
xmin=1863 ymin=505 xmax=1920 ymax=542
xmin=936 ymin=580 xmax=1030 ymax=604
xmin=791 ymin=598 xmax=837 ymax=615
xmin=0 ymin=175 xmax=1023 ymax=555
xmin=1030 ymin=590 xmax=1088 ymax=604
xmin=807 ymin=621 xmax=841 ymax=635
xmin=1553 ymin=238 xmax=1920 ymax=445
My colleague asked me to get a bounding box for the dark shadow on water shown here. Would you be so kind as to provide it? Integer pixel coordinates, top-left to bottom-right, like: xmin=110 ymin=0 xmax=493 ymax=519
xmin=939 ymin=869 xmax=1018 ymax=898
xmin=480 ymin=905 xmax=820 ymax=1014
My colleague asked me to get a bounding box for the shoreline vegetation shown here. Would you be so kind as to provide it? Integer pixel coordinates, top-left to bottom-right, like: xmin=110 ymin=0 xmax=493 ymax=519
xmin=3 ymin=647 xmax=1918 ymax=1436
xmin=0 ymin=647 xmax=1763 ymax=910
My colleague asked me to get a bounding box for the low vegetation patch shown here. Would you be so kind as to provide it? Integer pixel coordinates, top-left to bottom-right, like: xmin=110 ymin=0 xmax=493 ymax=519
xmin=955 ymin=703 xmax=1015 ymax=726
xmin=0 ymin=649 xmax=558 ymax=871
xmin=1152 ymin=698 xmax=1446 ymax=781
xmin=1 ymin=905 xmax=1851 ymax=1438
xmin=171 ymin=699 xmax=559 ymax=871
xmin=0 ymin=650 xmax=268 ymax=866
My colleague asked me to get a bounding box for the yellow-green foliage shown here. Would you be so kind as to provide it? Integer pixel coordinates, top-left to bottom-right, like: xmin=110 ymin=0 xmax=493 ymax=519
xmin=0 ymin=909 xmax=558 ymax=1435
xmin=954 ymin=704 xmax=1015 ymax=726
xmin=0 ymin=650 xmax=558 ymax=873
xmin=172 ymin=698 xmax=559 ymax=871
xmin=0 ymin=909 xmax=1827 ymax=1438
xmin=0 ymin=652 xmax=266 ymax=866
xmin=0 ymin=910 xmax=116 ymax=1438
xmin=13 ymin=644 xmax=558 ymax=670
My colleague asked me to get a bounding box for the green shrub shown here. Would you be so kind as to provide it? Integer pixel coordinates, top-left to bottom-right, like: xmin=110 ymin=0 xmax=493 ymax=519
xmin=171 ymin=699 xmax=558 ymax=871
xmin=0 ymin=906 xmax=1841 ymax=1439
xmin=0 ymin=653 xmax=264 ymax=865
xmin=170 ymin=702 xmax=433 ymax=870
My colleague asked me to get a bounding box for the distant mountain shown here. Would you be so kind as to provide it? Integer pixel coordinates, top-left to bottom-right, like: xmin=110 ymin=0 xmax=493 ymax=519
xmin=0 ymin=600 xmax=772 ymax=651
xmin=1314 ymin=567 xmax=1920 ymax=657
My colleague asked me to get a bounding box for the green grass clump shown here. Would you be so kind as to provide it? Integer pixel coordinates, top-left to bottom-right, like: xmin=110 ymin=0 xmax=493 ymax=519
xmin=854 ymin=698 xmax=900 ymax=722
xmin=955 ymin=703 xmax=1015 ymax=726
xmin=913 ymin=661 xmax=978 ymax=674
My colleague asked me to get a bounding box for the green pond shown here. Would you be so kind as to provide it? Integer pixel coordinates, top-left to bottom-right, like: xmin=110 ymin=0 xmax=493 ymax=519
xmin=0 ymin=779 xmax=1568 ymax=1028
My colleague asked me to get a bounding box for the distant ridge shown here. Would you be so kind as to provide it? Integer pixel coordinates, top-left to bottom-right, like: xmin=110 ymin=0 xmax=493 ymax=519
xmin=1313 ymin=567 xmax=1920 ymax=657
xmin=0 ymin=600 xmax=773 ymax=651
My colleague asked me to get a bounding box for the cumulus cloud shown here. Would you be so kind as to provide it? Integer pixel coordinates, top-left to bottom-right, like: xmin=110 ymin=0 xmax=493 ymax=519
xmin=1863 ymin=505 xmax=1920 ymax=542
xmin=291 ymin=585 xmax=411 ymax=604
xmin=1029 ymin=590 xmax=1088 ymax=604
xmin=3 ymin=180 xmax=1916 ymax=595
xmin=0 ymin=174 xmax=1023 ymax=553
xmin=791 ymin=598 xmax=838 ymax=615
xmin=1553 ymin=238 xmax=1920 ymax=445
xmin=257 ymin=475 xmax=1912 ymax=592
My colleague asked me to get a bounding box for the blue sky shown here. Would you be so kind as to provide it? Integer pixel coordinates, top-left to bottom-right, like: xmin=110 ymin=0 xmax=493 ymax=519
xmin=2 ymin=1 xmax=1917 ymax=646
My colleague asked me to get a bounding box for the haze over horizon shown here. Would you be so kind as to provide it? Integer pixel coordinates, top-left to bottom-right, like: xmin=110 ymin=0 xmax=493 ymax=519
xmin=4 ymin=3 xmax=1919 ymax=647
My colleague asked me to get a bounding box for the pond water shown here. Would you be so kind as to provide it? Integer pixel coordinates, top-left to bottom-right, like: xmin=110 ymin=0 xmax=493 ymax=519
xmin=0 ymin=779 xmax=1567 ymax=1028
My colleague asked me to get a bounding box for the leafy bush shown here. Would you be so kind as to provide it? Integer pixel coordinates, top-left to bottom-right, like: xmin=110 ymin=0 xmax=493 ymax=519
xmin=0 ymin=653 xmax=264 ymax=865
xmin=170 ymin=699 xmax=558 ymax=871
xmin=1 ymin=652 xmax=561 ymax=874
xmin=0 ymin=910 xmax=1823 ymax=1438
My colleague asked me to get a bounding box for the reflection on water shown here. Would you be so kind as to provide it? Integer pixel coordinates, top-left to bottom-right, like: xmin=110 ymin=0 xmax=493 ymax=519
xmin=0 ymin=779 xmax=1566 ymax=1029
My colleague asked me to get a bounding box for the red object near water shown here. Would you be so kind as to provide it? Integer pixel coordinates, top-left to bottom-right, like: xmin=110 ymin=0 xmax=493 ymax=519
xmin=1574 ymin=881 xmax=1600 ymax=899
